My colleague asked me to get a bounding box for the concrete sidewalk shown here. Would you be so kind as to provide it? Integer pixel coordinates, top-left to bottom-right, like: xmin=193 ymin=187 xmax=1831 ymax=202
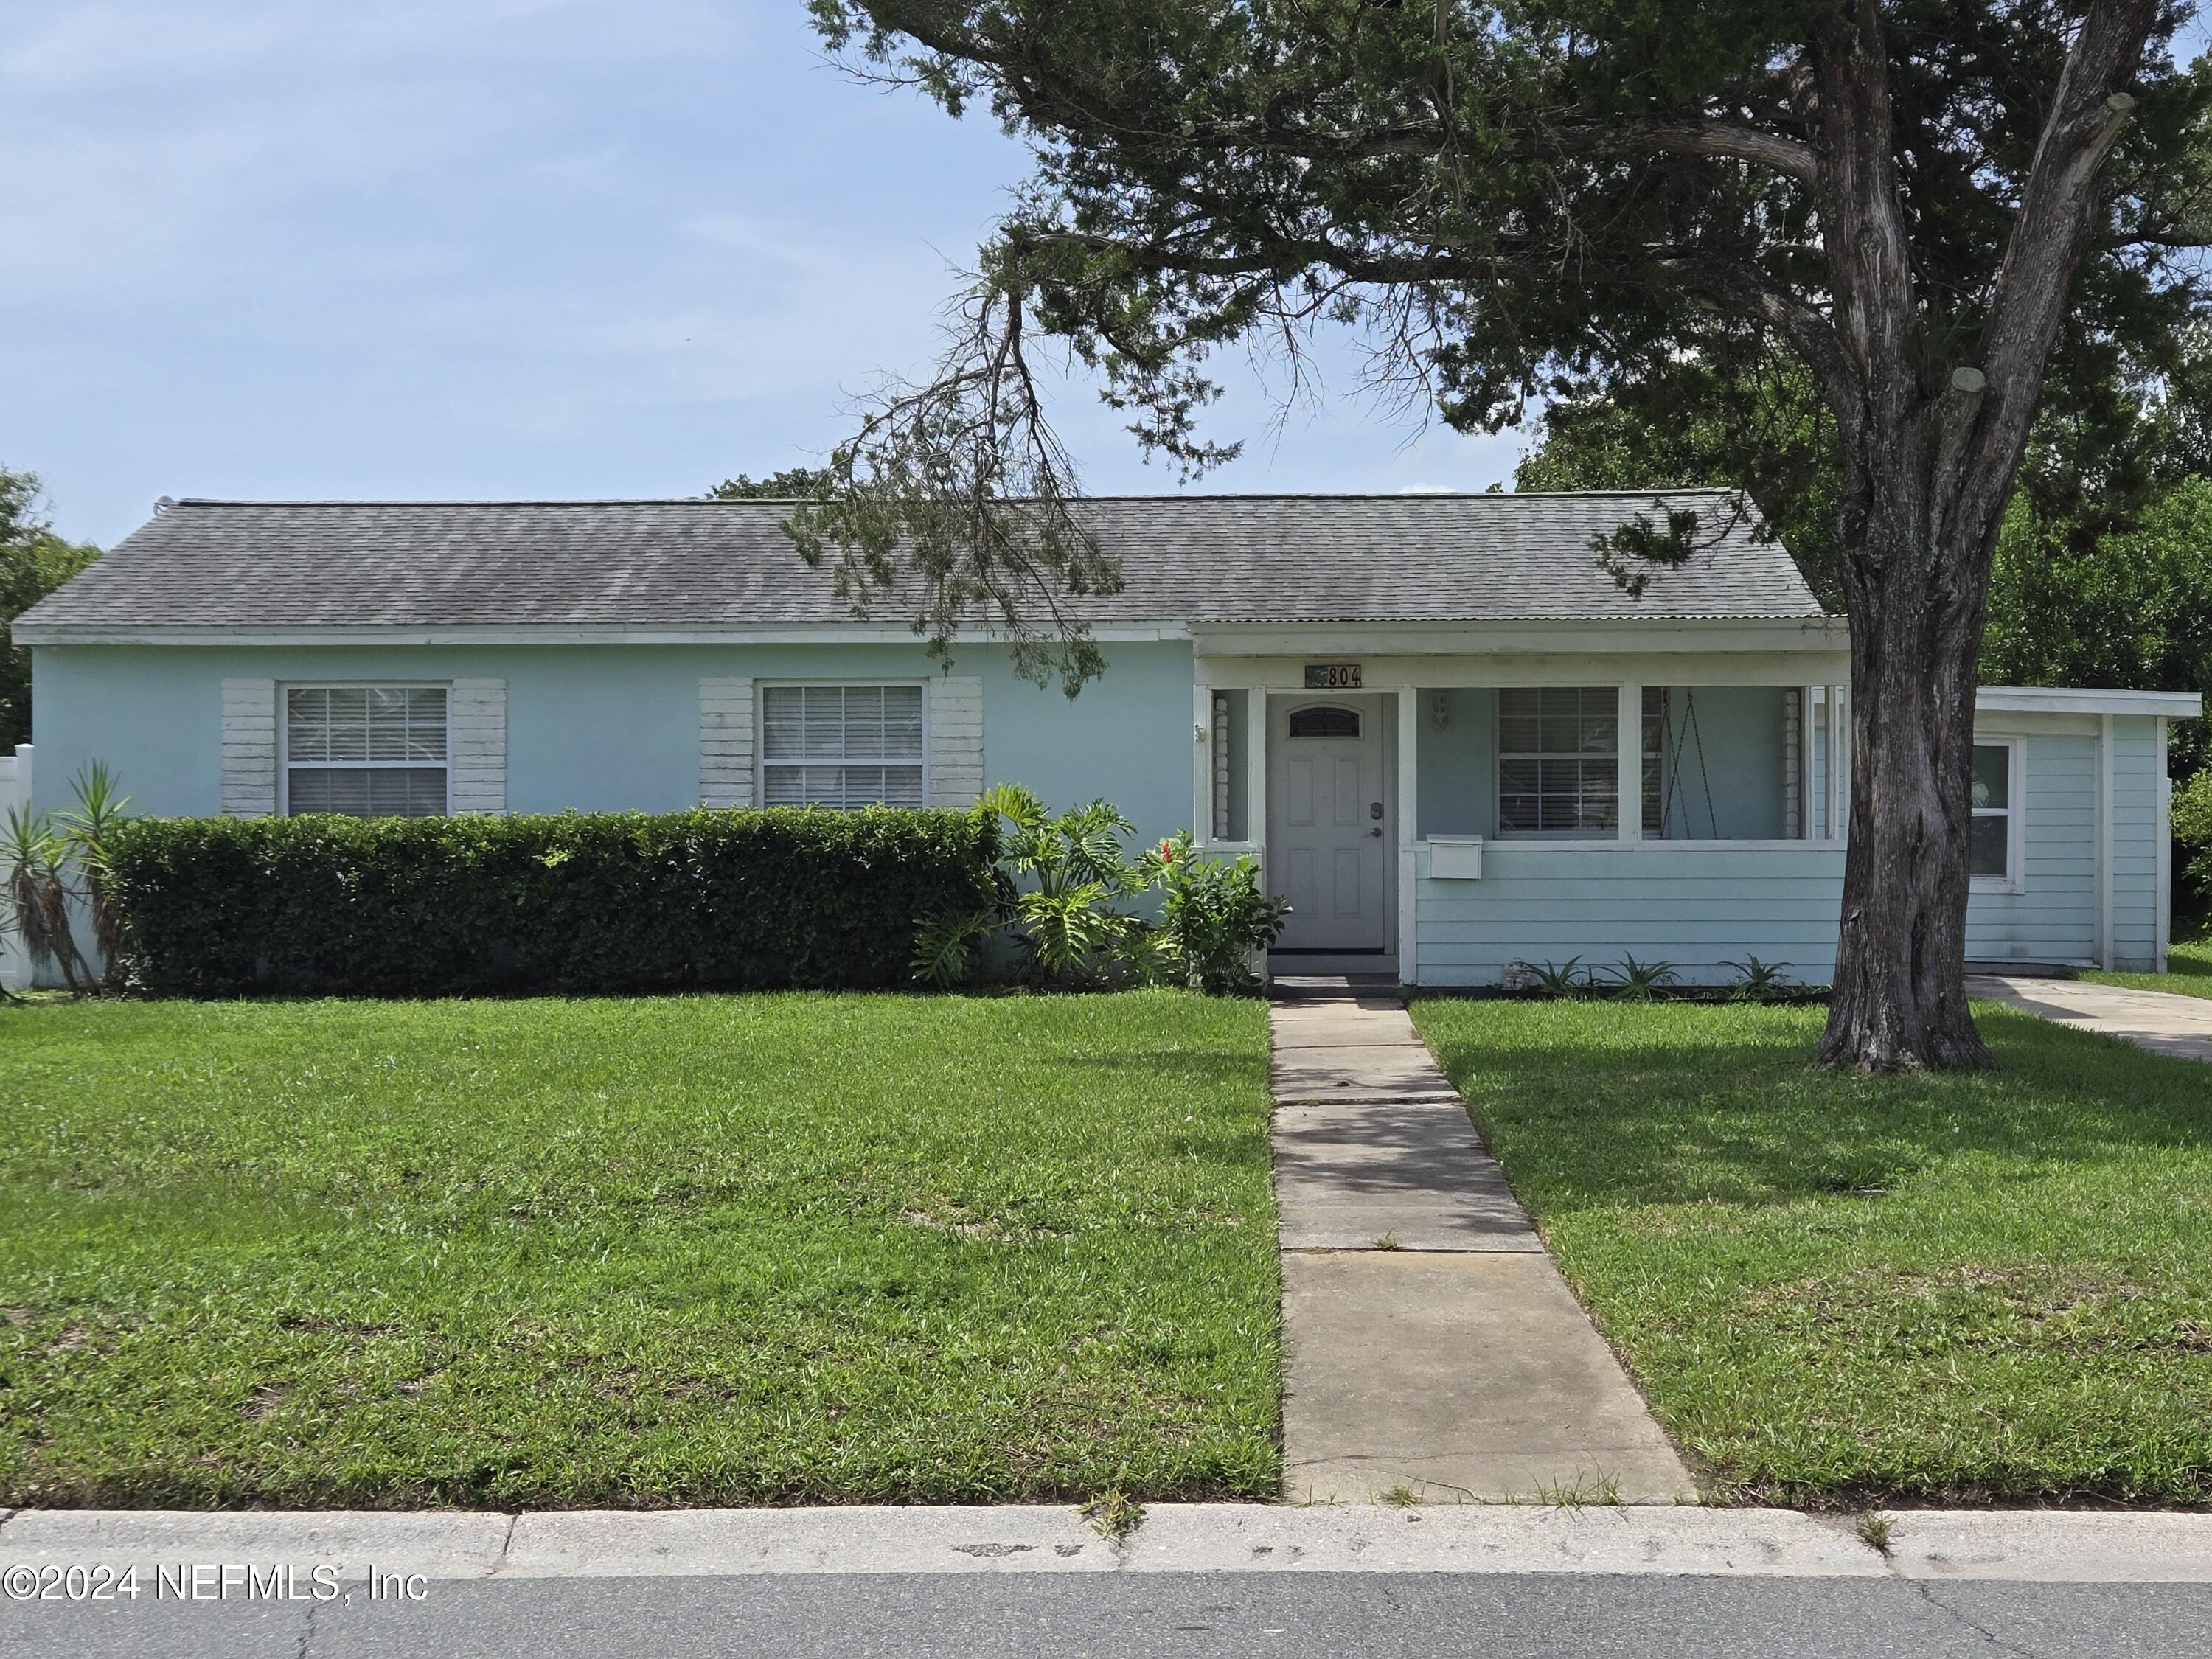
xmin=1269 ymin=990 xmax=1694 ymax=1506
xmin=1970 ymin=973 xmax=2212 ymax=1063
xmin=6 ymin=1503 xmax=2211 ymax=1582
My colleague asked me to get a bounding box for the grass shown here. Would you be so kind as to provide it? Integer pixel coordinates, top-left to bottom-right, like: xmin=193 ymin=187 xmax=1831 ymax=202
xmin=2083 ymin=928 xmax=2212 ymax=1001
xmin=1410 ymin=996 xmax=2212 ymax=1507
xmin=0 ymin=990 xmax=1279 ymax=1509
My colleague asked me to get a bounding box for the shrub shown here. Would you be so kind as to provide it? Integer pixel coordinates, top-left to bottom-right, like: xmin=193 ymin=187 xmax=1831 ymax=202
xmin=1141 ymin=833 xmax=1289 ymax=993
xmin=105 ymin=808 xmax=1000 ymax=998
xmin=2177 ymin=765 xmax=2212 ymax=919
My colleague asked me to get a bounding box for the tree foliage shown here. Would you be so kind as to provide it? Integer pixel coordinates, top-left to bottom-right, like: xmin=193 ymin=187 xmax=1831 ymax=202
xmin=1 ymin=467 xmax=99 ymax=751
xmin=1518 ymin=344 xmax=2212 ymax=770
xmin=707 ymin=467 xmax=834 ymax=500
xmin=804 ymin=0 xmax=2212 ymax=1067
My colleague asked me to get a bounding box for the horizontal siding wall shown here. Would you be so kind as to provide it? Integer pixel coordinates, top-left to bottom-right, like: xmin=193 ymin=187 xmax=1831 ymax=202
xmin=1413 ymin=845 xmax=1847 ymax=986
xmin=1964 ymin=730 xmax=2097 ymax=967
xmin=2110 ymin=715 xmax=2162 ymax=970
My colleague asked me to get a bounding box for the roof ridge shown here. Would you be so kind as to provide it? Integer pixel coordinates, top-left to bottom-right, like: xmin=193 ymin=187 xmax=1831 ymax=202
xmin=164 ymin=487 xmax=1741 ymax=509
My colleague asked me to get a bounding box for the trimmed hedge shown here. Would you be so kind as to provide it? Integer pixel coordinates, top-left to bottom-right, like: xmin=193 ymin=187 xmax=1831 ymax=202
xmin=105 ymin=808 xmax=1001 ymax=997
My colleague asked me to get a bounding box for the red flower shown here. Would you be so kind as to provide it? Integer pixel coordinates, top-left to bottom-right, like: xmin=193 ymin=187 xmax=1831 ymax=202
xmin=1158 ymin=840 xmax=1176 ymax=863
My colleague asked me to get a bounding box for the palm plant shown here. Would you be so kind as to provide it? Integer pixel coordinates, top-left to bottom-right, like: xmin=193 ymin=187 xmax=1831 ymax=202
xmin=2 ymin=805 xmax=95 ymax=992
xmin=57 ymin=762 xmax=131 ymax=984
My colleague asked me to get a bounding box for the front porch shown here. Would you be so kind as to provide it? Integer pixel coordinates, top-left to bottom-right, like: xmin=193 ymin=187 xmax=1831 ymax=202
xmin=1189 ymin=622 xmax=1856 ymax=988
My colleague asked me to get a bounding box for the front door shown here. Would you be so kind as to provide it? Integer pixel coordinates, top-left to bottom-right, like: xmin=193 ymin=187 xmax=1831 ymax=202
xmin=1267 ymin=695 xmax=1389 ymax=953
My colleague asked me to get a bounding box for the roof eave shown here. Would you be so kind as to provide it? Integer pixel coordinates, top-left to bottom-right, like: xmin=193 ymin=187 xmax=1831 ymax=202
xmin=1975 ymin=685 xmax=2205 ymax=718
xmin=1189 ymin=615 xmax=1846 ymax=656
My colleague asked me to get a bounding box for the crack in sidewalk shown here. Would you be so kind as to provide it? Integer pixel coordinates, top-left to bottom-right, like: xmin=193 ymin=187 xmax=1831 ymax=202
xmin=486 ymin=1512 xmax=520 ymax=1576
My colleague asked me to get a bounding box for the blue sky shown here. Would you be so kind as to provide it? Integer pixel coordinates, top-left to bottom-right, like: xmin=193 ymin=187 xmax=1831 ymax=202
xmin=4 ymin=1 xmax=1521 ymax=548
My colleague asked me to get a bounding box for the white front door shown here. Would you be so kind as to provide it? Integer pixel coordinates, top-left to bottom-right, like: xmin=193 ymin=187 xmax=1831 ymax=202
xmin=1267 ymin=695 xmax=1389 ymax=953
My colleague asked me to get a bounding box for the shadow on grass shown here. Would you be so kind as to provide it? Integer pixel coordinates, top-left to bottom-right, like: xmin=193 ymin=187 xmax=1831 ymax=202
xmin=1416 ymin=1000 xmax=2212 ymax=1219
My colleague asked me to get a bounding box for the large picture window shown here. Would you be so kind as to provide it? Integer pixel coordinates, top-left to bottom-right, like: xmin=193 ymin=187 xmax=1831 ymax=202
xmin=1969 ymin=741 xmax=2020 ymax=885
xmin=1497 ymin=687 xmax=1624 ymax=835
xmin=761 ymin=684 xmax=926 ymax=808
xmin=284 ymin=686 xmax=448 ymax=817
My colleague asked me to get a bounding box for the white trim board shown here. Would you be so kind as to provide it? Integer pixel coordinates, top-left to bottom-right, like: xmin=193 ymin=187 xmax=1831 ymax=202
xmin=1977 ymin=686 xmax=2204 ymax=718
xmin=1191 ymin=618 xmax=1846 ymax=659
xmin=1966 ymin=734 xmax=2027 ymax=897
xmin=1198 ymin=652 xmax=1851 ymax=690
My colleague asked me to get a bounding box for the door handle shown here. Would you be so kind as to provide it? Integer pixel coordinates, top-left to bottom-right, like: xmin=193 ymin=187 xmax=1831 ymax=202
xmin=1368 ymin=827 xmax=1382 ymax=838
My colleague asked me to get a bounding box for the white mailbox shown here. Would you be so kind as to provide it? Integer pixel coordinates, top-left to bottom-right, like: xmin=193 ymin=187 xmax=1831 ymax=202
xmin=1427 ymin=834 xmax=1484 ymax=880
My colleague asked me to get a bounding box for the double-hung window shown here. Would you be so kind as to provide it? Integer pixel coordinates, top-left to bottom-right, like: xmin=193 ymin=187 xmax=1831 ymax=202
xmin=760 ymin=684 xmax=925 ymax=808
xmin=1497 ymin=687 xmax=1624 ymax=835
xmin=1969 ymin=740 xmax=2021 ymax=886
xmin=284 ymin=686 xmax=448 ymax=817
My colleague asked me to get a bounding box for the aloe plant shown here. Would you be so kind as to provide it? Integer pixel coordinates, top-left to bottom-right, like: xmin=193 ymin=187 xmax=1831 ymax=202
xmin=1528 ymin=957 xmax=1593 ymax=997
xmin=1598 ymin=953 xmax=1681 ymax=1001
xmin=1727 ymin=956 xmax=1796 ymax=1000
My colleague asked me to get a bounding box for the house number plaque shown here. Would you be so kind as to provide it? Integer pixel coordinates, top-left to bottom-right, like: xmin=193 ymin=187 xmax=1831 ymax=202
xmin=1304 ymin=664 xmax=1363 ymax=689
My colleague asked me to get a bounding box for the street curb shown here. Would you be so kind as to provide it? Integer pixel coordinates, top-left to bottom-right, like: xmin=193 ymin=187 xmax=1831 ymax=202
xmin=4 ymin=1505 xmax=2211 ymax=1583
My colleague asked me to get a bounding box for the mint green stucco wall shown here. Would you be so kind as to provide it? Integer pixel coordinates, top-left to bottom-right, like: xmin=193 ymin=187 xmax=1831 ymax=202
xmin=29 ymin=640 xmax=1203 ymax=846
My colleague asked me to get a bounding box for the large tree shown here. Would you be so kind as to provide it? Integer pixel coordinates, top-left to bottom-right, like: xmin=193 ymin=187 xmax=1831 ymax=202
xmin=1 ymin=467 xmax=99 ymax=752
xmin=799 ymin=0 xmax=2212 ymax=1069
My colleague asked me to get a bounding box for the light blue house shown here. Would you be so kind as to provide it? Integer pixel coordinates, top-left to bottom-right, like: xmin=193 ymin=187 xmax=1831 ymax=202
xmin=13 ymin=491 xmax=2197 ymax=986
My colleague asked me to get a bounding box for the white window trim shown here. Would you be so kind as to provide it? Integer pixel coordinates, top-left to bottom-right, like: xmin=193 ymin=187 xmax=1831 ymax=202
xmin=1969 ymin=734 xmax=2026 ymax=895
xmin=1492 ymin=686 xmax=1643 ymax=841
xmin=754 ymin=679 xmax=932 ymax=809
xmin=278 ymin=681 xmax=453 ymax=818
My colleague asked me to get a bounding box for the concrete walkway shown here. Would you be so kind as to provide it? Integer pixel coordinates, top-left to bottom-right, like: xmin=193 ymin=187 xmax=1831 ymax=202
xmin=1969 ymin=973 xmax=2212 ymax=1064
xmin=1270 ymin=990 xmax=1695 ymax=1506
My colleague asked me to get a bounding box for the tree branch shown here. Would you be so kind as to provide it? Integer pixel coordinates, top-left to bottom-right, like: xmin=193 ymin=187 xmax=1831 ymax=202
xmin=1959 ymin=0 xmax=2162 ymax=542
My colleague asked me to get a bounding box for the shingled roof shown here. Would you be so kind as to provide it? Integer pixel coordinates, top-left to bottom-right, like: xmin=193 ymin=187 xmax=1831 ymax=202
xmin=16 ymin=490 xmax=1827 ymax=636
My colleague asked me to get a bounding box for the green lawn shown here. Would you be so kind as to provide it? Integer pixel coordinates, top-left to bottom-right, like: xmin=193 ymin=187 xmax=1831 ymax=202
xmin=2084 ymin=929 xmax=2212 ymax=1000
xmin=0 ymin=991 xmax=1279 ymax=1509
xmin=1411 ymin=996 xmax=2212 ymax=1506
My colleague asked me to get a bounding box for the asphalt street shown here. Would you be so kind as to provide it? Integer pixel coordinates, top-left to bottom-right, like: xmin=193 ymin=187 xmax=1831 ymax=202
xmin=8 ymin=1571 xmax=2212 ymax=1659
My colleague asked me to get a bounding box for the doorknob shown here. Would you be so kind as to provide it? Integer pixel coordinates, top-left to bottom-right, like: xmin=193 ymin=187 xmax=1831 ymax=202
xmin=1368 ymin=827 xmax=1382 ymax=838
xmin=1368 ymin=801 xmax=1384 ymax=820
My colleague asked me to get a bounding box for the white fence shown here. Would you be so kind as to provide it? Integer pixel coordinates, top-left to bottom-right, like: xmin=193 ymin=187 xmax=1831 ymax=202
xmin=1 ymin=743 xmax=29 ymax=990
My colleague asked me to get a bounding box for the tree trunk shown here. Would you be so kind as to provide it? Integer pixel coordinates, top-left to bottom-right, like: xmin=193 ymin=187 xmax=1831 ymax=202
xmin=1818 ymin=432 xmax=1996 ymax=1072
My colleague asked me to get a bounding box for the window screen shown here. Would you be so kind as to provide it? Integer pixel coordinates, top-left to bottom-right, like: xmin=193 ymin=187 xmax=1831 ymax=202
xmin=285 ymin=686 xmax=448 ymax=818
xmin=760 ymin=685 xmax=926 ymax=808
xmin=1497 ymin=687 xmax=1621 ymax=835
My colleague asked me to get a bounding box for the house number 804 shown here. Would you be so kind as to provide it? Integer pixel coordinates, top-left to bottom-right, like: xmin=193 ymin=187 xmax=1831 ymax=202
xmin=1304 ymin=664 xmax=1362 ymax=689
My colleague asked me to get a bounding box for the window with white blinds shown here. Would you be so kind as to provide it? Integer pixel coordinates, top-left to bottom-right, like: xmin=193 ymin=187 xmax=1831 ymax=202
xmin=284 ymin=686 xmax=448 ymax=818
xmin=760 ymin=684 xmax=926 ymax=808
xmin=1497 ymin=686 xmax=1627 ymax=836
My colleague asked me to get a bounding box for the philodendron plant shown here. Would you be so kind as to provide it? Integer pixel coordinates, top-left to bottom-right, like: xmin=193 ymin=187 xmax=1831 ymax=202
xmin=977 ymin=782 xmax=1154 ymax=986
xmin=912 ymin=786 xmax=1289 ymax=992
